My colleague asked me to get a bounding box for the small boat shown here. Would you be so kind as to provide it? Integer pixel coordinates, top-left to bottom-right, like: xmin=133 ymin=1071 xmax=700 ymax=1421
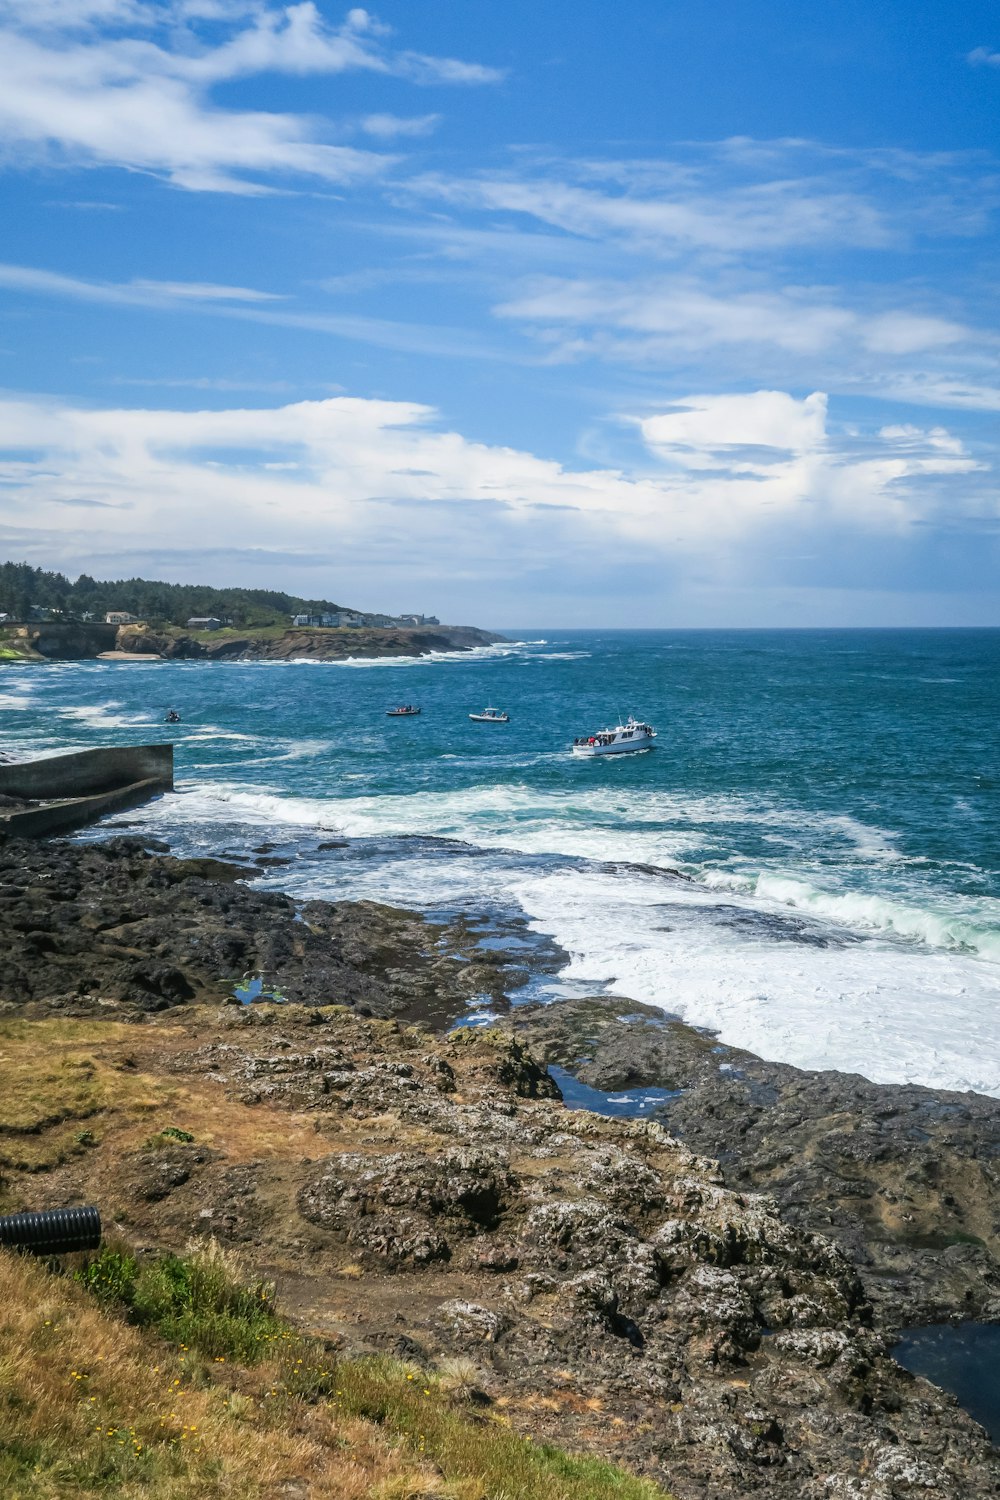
xmin=469 ymin=706 xmax=510 ymax=723
xmin=164 ymin=709 xmax=181 ymax=724
xmin=386 ymin=705 xmax=421 ymax=717
xmin=571 ymin=716 xmax=656 ymax=756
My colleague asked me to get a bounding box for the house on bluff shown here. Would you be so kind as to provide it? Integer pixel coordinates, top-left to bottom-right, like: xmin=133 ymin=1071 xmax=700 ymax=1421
xmin=291 ymin=611 xmax=362 ymax=627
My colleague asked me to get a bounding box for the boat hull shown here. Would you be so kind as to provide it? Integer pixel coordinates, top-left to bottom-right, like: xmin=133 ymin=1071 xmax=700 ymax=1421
xmin=572 ymin=735 xmax=655 ymax=756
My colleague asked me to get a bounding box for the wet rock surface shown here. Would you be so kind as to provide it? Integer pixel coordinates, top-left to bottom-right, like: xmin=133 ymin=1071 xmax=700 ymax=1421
xmin=16 ymin=1003 xmax=999 ymax=1500
xmin=0 ymin=837 xmax=525 ymax=1020
xmin=516 ymin=996 xmax=1000 ymax=1329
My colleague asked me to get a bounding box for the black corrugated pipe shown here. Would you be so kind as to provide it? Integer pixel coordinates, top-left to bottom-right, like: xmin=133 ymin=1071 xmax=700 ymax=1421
xmin=0 ymin=1206 xmax=101 ymax=1255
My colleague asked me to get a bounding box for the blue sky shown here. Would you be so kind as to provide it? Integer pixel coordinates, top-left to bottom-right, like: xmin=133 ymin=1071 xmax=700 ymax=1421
xmin=0 ymin=0 xmax=997 ymax=626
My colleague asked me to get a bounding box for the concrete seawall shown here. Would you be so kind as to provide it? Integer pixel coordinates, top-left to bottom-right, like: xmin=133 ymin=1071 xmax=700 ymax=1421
xmin=0 ymin=745 xmax=173 ymax=838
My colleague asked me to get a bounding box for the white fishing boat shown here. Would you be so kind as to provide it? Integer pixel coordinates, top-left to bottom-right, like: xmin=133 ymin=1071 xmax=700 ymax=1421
xmin=469 ymin=706 xmax=510 ymax=723
xmin=571 ymin=716 xmax=656 ymax=756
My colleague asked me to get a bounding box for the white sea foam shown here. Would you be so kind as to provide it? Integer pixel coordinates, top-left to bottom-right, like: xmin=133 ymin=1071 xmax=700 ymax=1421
xmin=58 ymin=701 xmax=155 ymax=731
xmin=180 ymin=728 xmax=261 ymax=743
xmin=257 ymin=640 xmax=541 ymax=669
xmin=150 ymin=780 xmax=900 ymax=871
xmin=134 ymin=777 xmax=1000 ymax=1093
xmin=752 ymin=873 xmax=1000 ymax=961
xmin=504 ymin=866 xmax=1000 ymax=1096
xmin=237 ymin=738 xmax=333 ymax=765
xmin=147 ymin=779 xmax=996 ymax=951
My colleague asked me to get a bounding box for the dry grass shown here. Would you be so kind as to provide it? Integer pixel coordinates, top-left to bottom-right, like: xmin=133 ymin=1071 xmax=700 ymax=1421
xmin=0 ymin=1020 xmax=172 ymax=1172
xmin=0 ymin=1018 xmax=326 ymax=1179
xmin=0 ymin=1247 xmax=674 ymax=1500
xmin=0 ymin=1248 xmax=439 ymax=1499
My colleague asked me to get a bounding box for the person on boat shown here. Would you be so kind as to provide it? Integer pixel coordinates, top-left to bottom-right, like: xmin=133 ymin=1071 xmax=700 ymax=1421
xmin=164 ymin=709 xmax=181 ymax=723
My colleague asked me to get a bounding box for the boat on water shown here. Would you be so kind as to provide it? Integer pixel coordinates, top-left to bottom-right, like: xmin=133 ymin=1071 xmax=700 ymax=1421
xmin=469 ymin=706 xmax=510 ymax=723
xmin=386 ymin=705 xmax=421 ymax=717
xmin=571 ymin=716 xmax=656 ymax=756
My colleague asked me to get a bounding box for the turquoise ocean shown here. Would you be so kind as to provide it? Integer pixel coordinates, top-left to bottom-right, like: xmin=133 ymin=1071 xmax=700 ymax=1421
xmin=2 ymin=628 xmax=998 ymax=1096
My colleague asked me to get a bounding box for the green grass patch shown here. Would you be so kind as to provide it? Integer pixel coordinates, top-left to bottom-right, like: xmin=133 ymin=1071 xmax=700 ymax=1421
xmin=72 ymin=1241 xmax=674 ymax=1498
xmin=78 ymin=1240 xmax=281 ymax=1362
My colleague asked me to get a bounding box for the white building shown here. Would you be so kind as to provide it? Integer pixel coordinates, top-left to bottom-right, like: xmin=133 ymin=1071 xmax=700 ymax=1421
xmin=105 ymin=610 xmax=139 ymax=625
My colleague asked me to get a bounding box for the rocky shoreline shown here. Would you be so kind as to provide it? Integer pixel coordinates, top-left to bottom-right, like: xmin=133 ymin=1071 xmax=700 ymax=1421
xmin=2 ymin=834 xmax=999 ymax=1497
xmin=1 ymin=620 xmax=505 ymax=662
xmin=116 ymin=621 xmax=506 ymax=661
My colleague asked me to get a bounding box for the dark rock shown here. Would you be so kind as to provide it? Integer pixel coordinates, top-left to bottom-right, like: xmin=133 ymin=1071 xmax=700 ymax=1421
xmin=517 ymin=996 xmax=1000 ymax=1329
xmin=0 ymin=837 xmax=521 ymax=1023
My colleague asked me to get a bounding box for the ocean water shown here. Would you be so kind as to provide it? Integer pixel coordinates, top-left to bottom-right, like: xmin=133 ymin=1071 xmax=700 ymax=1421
xmin=2 ymin=628 xmax=998 ymax=1096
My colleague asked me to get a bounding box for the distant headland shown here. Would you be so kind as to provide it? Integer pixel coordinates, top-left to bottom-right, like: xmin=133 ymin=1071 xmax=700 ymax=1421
xmin=0 ymin=561 xmax=504 ymax=662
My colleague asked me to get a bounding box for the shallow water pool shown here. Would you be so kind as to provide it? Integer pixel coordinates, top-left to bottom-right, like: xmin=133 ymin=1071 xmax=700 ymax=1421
xmin=894 ymin=1323 xmax=1000 ymax=1443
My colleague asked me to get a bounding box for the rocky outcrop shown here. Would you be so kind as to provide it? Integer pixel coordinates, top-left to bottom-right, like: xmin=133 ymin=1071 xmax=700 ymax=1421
xmin=114 ymin=623 xmax=504 ymax=660
xmin=16 ymin=1004 xmax=999 ymax=1500
xmin=0 ymin=837 xmax=529 ymax=1019
xmin=516 ymin=996 xmax=1000 ymax=1329
xmin=1 ymin=622 xmax=117 ymax=659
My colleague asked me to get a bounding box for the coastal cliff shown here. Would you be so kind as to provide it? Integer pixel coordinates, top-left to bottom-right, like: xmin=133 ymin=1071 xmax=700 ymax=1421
xmin=114 ymin=622 xmax=505 ymax=661
xmin=2 ymin=835 xmax=999 ymax=1499
xmin=0 ymin=621 xmax=504 ymax=662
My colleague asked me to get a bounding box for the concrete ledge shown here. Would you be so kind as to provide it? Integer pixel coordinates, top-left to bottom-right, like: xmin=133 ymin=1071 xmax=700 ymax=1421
xmin=0 ymin=744 xmax=173 ymax=800
xmin=0 ymin=778 xmax=169 ymax=838
xmin=0 ymin=745 xmax=174 ymax=839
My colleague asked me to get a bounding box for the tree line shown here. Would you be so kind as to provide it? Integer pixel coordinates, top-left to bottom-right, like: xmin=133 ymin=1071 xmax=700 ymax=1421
xmin=0 ymin=561 xmax=347 ymax=629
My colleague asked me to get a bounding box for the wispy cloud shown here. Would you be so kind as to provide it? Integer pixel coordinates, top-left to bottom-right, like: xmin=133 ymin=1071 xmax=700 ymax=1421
xmin=0 ymin=5 xmax=500 ymax=194
xmin=128 ymin=278 xmax=284 ymax=302
xmin=412 ymin=170 xmax=891 ymax=253
xmin=380 ymin=140 xmax=997 ymax=412
xmin=108 ymin=375 xmax=302 ymax=392
xmin=0 ymin=258 xmax=514 ymax=363
xmin=0 ymin=0 xmax=154 ymax=27
xmin=0 ymin=262 xmax=283 ymax=306
xmin=493 ymin=273 xmax=977 ymax=371
xmin=967 ymin=46 xmax=1000 ymax=68
xmin=359 ymin=112 xmax=441 ymax=139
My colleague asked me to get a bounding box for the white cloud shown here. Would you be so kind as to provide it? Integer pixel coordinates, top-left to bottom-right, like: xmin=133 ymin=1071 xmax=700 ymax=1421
xmin=0 ymin=5 xmax=500 ymax=193
xmin=641 ymin=392 xmax=829 ymax=464
xmin=497 ymin=276 xmax=856 ymax=356
xmin=862 ymin=312 xmax=969 ymax=354
xmin=968 ymin=47 xmax=1000 ymax=68
xmin=634 ymin=392 xmax=982 ymax=533
xmin=875 ymin=377 xmax=1000 ymax=412
xmin=359 ymin=112 xmax=440 ymax=138
xmin=155 ymin=5 xmax=502 ymax=87
xmin=879 ymin=424 xmax=967 ymax=454
xmin=0 ymin=0 xmax=155 ymax=27
xmin=0 ymin=393 xmax=987 ymax=588
xmin=0 ymin=258 xmax=516 ymax=362
xmin=494 ymin=273 xmax=982 ymax=371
